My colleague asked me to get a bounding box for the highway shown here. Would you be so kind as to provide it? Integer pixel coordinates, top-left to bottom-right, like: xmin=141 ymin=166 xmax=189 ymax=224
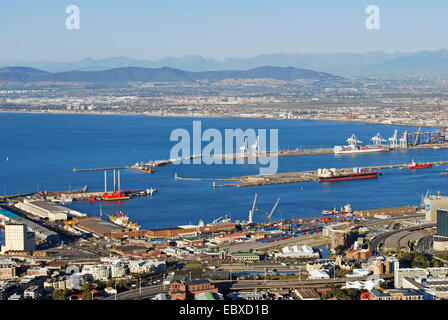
xmin=102 ymin=284 xmax=169 ymax=300
xmin=369 ymin=223 xmax=435 ymax=254
xmin=103 ymin=276 xmax=395 ymax=300
xmin=417 ymin=235 xmax=433 ymax=254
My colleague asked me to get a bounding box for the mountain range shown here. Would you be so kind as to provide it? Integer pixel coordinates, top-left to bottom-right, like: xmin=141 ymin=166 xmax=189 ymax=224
xmin=3 ymin=49 xmax=448 ymax=78
xmin=0 ymin=66 xmax=339 ymax=87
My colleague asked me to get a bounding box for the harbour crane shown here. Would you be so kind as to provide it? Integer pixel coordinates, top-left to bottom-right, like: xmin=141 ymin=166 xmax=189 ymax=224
xmin=346 ymin=134 xmax=362 ymax=147
xmin=399 ymin=131 xmax=408 ymax=148
xmin=414 ymin=127 xmax=422 ymax=146
xmin=388 ymin=129 xmax=398 ymax=149
xmin=265 ymin=197 xmax=280 ymax=225
xmin=248 ymin=193 xmax=258 ymax=224
xmin=212 ymin=216 xmax=223 ymax=224
xmin=371 ymin=132 xmax=386 ymax=146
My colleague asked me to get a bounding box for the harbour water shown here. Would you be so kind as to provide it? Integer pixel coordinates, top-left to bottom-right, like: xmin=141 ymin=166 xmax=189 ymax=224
xmin=0 ymin=112 xmax=447 ymax=231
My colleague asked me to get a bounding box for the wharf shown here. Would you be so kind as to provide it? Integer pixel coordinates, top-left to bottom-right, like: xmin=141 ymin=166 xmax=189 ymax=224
xmin=73 ymin=166 xmax=130 ymax=172
xmin=71 ymin=143 xmax=448 ymax=173
xmin=176 ymin=160 xmax=448 ymax=188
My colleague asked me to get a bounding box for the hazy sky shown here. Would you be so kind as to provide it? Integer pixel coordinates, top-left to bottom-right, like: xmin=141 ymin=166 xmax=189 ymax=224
xmin=1 ymin=0 xmax=447 ymax=62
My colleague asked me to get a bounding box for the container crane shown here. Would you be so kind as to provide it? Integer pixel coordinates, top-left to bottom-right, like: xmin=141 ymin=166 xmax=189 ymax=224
xmin=414 ymin=127 xmax=422 ymax=146
xmin=248 ymin=193 xmax=258 ymax=224
xmin=265 ymin=197 xmax=280 ymax=225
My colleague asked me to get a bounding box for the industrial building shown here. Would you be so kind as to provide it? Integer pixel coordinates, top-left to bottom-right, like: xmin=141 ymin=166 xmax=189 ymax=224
xmin=425 ymin=194 xmax=448 ymax=222
xmin=231 ymin=252 xmax=260 ymax=262
xmin=2 ymin=224 xmax=35 ymax=253
xmin=14 ymin=200 xmax=86 ymax=221
xmin=355 ymin=205 xmax=418 ymax=217
xmin=74 ymin=217 xmax=125 ymax=238
xmin=169 ymin=279 xmax=218 ymax=300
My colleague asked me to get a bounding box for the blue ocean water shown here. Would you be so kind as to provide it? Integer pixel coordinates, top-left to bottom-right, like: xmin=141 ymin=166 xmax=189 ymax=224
xmin=0 ymin=112 xmax=447 ymax=232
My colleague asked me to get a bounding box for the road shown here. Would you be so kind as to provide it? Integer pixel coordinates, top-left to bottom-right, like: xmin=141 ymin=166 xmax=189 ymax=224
xmin=417 ymin=235 xmax=433 ymax=254
xmin=102 ymin=284 xmax=169 ymax=300
xmin=103 ymin=275 xmax=394 ymax=300
xmin=370 ymin=224 xmax=435 ymax=254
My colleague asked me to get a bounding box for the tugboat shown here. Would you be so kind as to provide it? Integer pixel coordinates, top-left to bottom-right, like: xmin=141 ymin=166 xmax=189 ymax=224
xmin=408 ymin=160 xmax=432 ymax=170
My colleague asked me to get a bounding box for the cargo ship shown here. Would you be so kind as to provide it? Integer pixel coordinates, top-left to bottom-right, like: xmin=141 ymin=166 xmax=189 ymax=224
xmin=106 ymin=211 xmax=140 ymax=230
xmin=408 ymin=160 xmax=432 ymax=170
xmin=318 ymin=168 xmax=379 ymax=182
xmin=322 ymin=203 xmax=353 ymax=215
xmin=333 ymin=133 xmax=389 ymax=155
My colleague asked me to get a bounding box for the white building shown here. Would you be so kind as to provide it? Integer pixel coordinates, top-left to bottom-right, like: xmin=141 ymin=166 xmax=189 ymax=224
xmin=394 ymin=261 xmax=448 ymax=288
xmin=346 ymin=268 xmax=372 ymax=277
xmin=344 ymin=279 xmax=384 ymax=291
xmin=81 ymin=265 xmax=110 ymax=281
xmin=308 ymin=269 xmax=330 ymax=279
xmin=276 ymin=245 xmax=319 ymax=259
xmin=4 ymin=224 xmax=35 ymax=252
xmin=128 ymin=260 xmax=166 ymax=274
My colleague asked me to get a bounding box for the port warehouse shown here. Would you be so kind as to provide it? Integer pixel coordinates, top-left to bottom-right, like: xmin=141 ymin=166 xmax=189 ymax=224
xmin=106 ymin=223 xmax=238 ymax=240
xmin=354 ymin=206 xmax=418 ymax=217
xmin=14 ymin=199 xmax=86 ymax=221
xmin=0 ymin=207 xmax=59 ymax=243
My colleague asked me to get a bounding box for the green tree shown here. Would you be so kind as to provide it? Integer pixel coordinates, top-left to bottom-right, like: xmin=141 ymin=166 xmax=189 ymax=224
xmin=52 ymin=289 xmax=66 ymax=300
xmin=81 ymin=282 xmax=93 ymax=300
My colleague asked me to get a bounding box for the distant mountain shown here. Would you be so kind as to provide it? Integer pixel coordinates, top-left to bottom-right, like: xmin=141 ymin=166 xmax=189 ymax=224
xmin=351 ymin=49 xmax=448 ymax=78
xmin=3 ymin=49 xmax=447 ymax=79
xmin=0 ymin=66 xmax=339 ymax=87
xmin=0 ymin=66 xmax=47 ymax=74
xmin=2 ymin=51 xmax=411 ymax=74
xmin=0 ymin=66 xmax=48 ymax=82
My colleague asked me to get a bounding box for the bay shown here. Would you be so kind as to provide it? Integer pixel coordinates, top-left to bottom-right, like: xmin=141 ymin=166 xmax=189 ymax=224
xmin=0 ymin=112 xmax=446 ymax=234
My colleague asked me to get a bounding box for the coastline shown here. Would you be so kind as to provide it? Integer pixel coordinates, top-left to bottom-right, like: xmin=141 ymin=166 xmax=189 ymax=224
xmin=0 ymin=109 xmax=441 ymax=130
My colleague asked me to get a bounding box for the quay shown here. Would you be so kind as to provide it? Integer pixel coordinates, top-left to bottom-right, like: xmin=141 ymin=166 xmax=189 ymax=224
xmin=176 ymin=160 xmax=448 ymax=188
xmin=73 ymin=166 xmax=130 ymax=172
xmin=71 ymin=142 xmax=448 ymax=173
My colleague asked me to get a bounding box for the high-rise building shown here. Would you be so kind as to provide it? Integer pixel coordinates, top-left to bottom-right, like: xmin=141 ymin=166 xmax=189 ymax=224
xmin=424 ymin=195 xmax=448 ymax=222
xmin=4 ymin=224 xmax=35 ymax=252
xmin=434 ymin=209 xmax=448 ymax=251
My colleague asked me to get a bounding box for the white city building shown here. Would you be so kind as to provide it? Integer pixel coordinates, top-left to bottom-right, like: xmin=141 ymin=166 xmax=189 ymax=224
xmin=3 ymin=224 xmax=35 ymax=252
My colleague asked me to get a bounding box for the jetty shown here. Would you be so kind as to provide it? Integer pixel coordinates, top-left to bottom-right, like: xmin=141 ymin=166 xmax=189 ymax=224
xmin=175 ymin=160 xmax=448 ymax=188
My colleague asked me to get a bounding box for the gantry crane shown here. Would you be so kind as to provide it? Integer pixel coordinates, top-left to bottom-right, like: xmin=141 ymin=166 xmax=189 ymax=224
xmin=265 ymin=197 xmax=280 ymax=225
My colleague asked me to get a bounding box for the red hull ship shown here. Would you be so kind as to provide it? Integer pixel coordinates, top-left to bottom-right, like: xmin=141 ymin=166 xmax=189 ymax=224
xmin=318 ymin=171 xmax=379 ymax=182
xmin=408 ymin=160 xmax=432 ymax=170
xmin=102 ymin=191 xmax=130 ymax=201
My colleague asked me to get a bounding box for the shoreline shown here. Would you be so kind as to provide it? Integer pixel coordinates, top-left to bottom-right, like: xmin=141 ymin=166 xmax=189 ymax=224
xmin=0 ymin=109 xmax=442 ymax=130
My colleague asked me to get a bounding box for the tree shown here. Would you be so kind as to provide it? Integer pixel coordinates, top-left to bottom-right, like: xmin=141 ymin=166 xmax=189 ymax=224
xmin=346 ymin=288 xmax=358 ymax=299
xmin=81 ymin=282 xmax=93 ymax=300
xmin=52 ymin=289 xmax=66 ymax=300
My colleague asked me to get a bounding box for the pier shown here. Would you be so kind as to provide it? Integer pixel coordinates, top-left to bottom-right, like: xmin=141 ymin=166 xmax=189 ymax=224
xmin=175 ymin=160 xmax=448 ymax=188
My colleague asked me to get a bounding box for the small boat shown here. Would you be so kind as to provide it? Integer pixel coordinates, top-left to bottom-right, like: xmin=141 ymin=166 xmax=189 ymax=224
xmin=408 ymin=160 xmax=432 ymax=170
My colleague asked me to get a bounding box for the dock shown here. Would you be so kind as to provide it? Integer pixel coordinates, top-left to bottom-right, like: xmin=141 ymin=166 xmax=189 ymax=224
xmin=73 ymin=166 xmax=130 ymax=172
xmin=175 ymin=160 xmax=448 ymax=188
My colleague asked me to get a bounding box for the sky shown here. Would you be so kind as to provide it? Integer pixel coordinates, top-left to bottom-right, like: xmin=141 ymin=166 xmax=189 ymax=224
xmin=1 ymin=0 xmax=447 ymax=63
